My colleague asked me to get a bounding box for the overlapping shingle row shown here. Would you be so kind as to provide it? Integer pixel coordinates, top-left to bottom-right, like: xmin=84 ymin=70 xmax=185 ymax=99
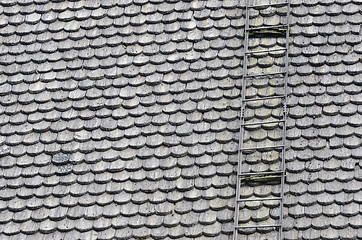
xmin=0 ymin=0 xmax=361 ymax=239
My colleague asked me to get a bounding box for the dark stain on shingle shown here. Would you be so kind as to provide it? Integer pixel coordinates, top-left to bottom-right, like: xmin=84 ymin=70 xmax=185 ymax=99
xmin=52 ymin=153 xmax=73 ymax=175
xmin=52 ymin=153 xmax=70 ymax=166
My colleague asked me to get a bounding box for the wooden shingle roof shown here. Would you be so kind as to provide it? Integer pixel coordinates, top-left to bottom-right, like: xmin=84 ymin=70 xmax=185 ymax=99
xmin=0 ymin=0 xmax=361 ymax=239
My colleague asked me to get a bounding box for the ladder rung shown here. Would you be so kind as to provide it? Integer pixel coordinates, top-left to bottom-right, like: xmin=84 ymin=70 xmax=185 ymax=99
xmin=247 ymin=25 xmax=288 ymax=31
xmin=244 ymin=95 xmax=285 ymax=102
xmin=241 ymin=2 xmax=289 ymax=9
xmin=237 ymin=197 xmax=282 ymax=202
xmin=241 ymin=119 xmax=285 ymax=126
xmin=246 ymin=48 xmax=287 ymax=55
xmin=245 ymin=71 xmax=286 ymax=78
xmin=238 ymin=170 xmax=284 ymax=177
xmin=235 ymin=224 xmax=281 ymax=229
xmin=240 ymin=145 xmax=284 ymax=151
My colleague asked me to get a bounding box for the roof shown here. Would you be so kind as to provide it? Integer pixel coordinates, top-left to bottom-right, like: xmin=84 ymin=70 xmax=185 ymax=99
xmin=0 ymin=0 xmax=361 ymax=240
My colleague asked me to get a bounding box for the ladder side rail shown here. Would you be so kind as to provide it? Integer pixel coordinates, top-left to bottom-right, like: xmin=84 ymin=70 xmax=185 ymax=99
xmin=233 ymin=1 xmax=250 ymax=239
xmin=279 ymin=1 xmax=291 ymax=239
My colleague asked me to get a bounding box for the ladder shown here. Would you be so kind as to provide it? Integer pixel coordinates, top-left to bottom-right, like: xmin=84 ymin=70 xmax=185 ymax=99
xmin=233 ymin=1 xmax=291 ymax=240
